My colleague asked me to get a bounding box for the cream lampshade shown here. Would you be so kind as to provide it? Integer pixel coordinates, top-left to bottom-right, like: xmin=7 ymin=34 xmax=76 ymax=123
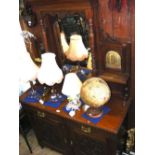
xmin=19 ymin=48 xmax=39 ymax=83
xmin=19 ymin=51 xmax=39 ymax=100
xmin=19 ymin=25 xmax=39 ymax=84
xmin=66 ymin=34 xmax=88 ymax=61
xmin=62 ymin=73 xmax=82 ymax=98
xmin=37 ymin=52 xmax=63 ymax=86
xmin=60 ymin=31 xmax=69 ymax=54
xmin=19 ymin=25 xmax=39 ymax=98
xmin=62 ymin=73 xmax=82 ymax=117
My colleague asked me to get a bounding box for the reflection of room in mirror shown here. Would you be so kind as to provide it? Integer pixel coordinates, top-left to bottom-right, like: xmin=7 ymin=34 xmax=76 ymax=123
xmin=60 ymin=14 xmax=89 ymax=48
xmin=58 ymin=13 xmax=92 ymax=69
xmin=105 ymin=51 xmax=121 ymax=70
xmin=60 ymin=31 xmax=69 ymax=54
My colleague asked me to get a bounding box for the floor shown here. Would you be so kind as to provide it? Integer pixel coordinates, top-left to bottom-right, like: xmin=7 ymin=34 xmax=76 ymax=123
xmin=19 ymin=129 xmax=62 ymax=155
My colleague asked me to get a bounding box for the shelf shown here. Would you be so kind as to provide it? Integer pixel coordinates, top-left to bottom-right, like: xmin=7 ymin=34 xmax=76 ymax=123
xmin=99 ymin=72 xmax=129 ymax=85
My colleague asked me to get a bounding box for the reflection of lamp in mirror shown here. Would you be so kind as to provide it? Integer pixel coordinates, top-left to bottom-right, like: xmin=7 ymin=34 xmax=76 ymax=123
xmin=37 ymin=52 xmax=63 ymax=100
xmin=60 ymin=31 xmax=69 ymax=54
xmin=66 ymin=34 xmax=88 ymax=68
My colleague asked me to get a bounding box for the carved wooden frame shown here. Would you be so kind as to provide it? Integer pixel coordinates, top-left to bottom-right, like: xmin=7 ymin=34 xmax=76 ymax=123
xmin=28 ymin=0 xmax=101 ymax=72
xmin=99 ymin=41 xmax=131 ymax=75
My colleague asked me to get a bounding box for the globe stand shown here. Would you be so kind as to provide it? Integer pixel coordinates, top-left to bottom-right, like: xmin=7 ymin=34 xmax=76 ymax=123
xmin=50 ymin=84 xmax=63 ymax=102
xmin=29 ymin=81 xmax=39 ymax=99
xmin=86 ymin=106 xmax=103 ymax=118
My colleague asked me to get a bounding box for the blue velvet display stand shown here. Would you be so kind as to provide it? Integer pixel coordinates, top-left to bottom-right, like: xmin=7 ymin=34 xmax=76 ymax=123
xmin=82 ymin=106 xmax=111 ymax=124
xmin=44 ymin=94 xmax=67 ymax=108
xmin=62 ymin=99 xmax=84 ymax=113
xmin=62 ymin=106 xmax=71 ymax=113
xmin=23 ymin=87 xmax=44 ymax=103
xmin=63 ymin=105 xmax=111 ymax=124
xmin=76 ymin=68 xmax=92 ymax=82
xmin=62 ymin=64 xmax=92 ymax=82
xmin=62 ymin=64 xmax=73 ymax=74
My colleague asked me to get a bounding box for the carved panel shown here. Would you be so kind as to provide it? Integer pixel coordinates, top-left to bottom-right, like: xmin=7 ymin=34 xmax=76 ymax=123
xmin=28 ymin=113 xmax=66 ymax=152
xmin=72 ymin=132 xmax=107 ymax=155
xmin=40 ymin=14 xmax=64 ymax=67
xmin=99 ymin=41 xmax=131 ymax=74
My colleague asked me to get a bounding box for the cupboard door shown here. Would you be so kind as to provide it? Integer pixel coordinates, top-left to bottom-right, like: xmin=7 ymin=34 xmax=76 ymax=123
xmin=27 ymin=111 xmax=67 ymax=153
xmin=71 ymin=131 xmax=107 ymax=155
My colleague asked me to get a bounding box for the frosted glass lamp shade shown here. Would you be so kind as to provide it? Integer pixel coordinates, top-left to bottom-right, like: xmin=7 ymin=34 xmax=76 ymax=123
xmin=37 ymin=53 xmax=63 ymax=86
xmin=19 ymin=51 xmax=39 ymax=83
xmin=66 ymin=34 xmax=88 ymax=61
xmin=62 ymin=73 xmax=82 ymax=98
xmin=60 ymin=32 xmax=69 ymax=54
xmin=19 ymin=25 xmax=39 ymax=83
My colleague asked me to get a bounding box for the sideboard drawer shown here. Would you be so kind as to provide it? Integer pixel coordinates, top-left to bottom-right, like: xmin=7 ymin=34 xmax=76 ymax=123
xmin=23 ymin=105 xmax=63 ymax=125
xmin=69 ymin=122 xmax=107 ymax=142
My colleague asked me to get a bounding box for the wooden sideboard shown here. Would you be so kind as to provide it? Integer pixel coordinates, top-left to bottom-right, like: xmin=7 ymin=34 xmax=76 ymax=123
xmin=20 ymin=85 xmax=131 ymax=155
xmin=19 ymin=1 xmax=134 ymax=154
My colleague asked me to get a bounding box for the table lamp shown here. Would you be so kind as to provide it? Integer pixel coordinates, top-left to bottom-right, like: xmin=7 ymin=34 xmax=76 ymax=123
xmin=62 ymin=72 xmax=82 ymax=98
xmin=65 ymin=34 xmax=88 ymax=69
xmin=62 ymin=73 xmax=82 ymax=115
xmin=37 ymin=52 xmax=63 ymax=99
xmin=19 ymin=50 xmax=39 ymax=98
xmin=19 ymin=24 xmax=40 ymax=101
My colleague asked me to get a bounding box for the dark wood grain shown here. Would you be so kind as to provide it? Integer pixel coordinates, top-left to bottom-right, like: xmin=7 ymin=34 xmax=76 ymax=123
xmin=20 ymin=86 xmax=131 ymax=135
xmin=20 ymin=85 xmax=131 ymax=155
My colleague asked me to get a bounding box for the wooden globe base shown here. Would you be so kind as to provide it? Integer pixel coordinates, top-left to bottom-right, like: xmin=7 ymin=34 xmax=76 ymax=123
xmin=86 ymin=107 xmax=103 ymax=118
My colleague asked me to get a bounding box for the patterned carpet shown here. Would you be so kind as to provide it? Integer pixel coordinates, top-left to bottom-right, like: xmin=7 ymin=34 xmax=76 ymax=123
xmin=19 ymin=129 xmax=62 ymax=155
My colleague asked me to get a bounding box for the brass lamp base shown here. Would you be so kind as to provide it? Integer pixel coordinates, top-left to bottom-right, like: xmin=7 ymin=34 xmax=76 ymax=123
xmin=86 ymin=107 xmax=103 ymax=118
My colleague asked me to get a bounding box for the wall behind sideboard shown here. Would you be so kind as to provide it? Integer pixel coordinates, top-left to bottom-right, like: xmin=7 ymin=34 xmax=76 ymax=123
xmin=98 ymin=0 xmax=135 ymax=128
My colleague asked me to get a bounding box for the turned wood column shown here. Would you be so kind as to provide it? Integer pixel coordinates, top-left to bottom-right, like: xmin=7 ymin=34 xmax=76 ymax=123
xmin=40 ymin=14 xmax=63 ymax=68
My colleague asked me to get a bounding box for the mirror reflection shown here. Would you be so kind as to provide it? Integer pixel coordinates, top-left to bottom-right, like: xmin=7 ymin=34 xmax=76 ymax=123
xmin=59 ymin=14 xmax=89 ymax=48
xmin=58 ymin=14 xmax=91 ymax=69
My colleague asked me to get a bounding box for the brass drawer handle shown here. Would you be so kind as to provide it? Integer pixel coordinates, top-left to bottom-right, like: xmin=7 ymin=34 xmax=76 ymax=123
xmin=81 ymin=125 xmax=91 ymax=133
xmin=37 ymin=111 xmax=45 ymax=118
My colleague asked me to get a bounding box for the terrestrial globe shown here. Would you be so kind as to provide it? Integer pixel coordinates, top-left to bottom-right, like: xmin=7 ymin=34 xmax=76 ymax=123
xmin=80 ymin=77 xmax=111 ymax=118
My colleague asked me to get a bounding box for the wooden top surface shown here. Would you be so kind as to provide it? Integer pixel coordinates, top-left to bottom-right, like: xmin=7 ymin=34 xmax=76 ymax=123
xmin=20 ymin=86 xmax=131 ymax=135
